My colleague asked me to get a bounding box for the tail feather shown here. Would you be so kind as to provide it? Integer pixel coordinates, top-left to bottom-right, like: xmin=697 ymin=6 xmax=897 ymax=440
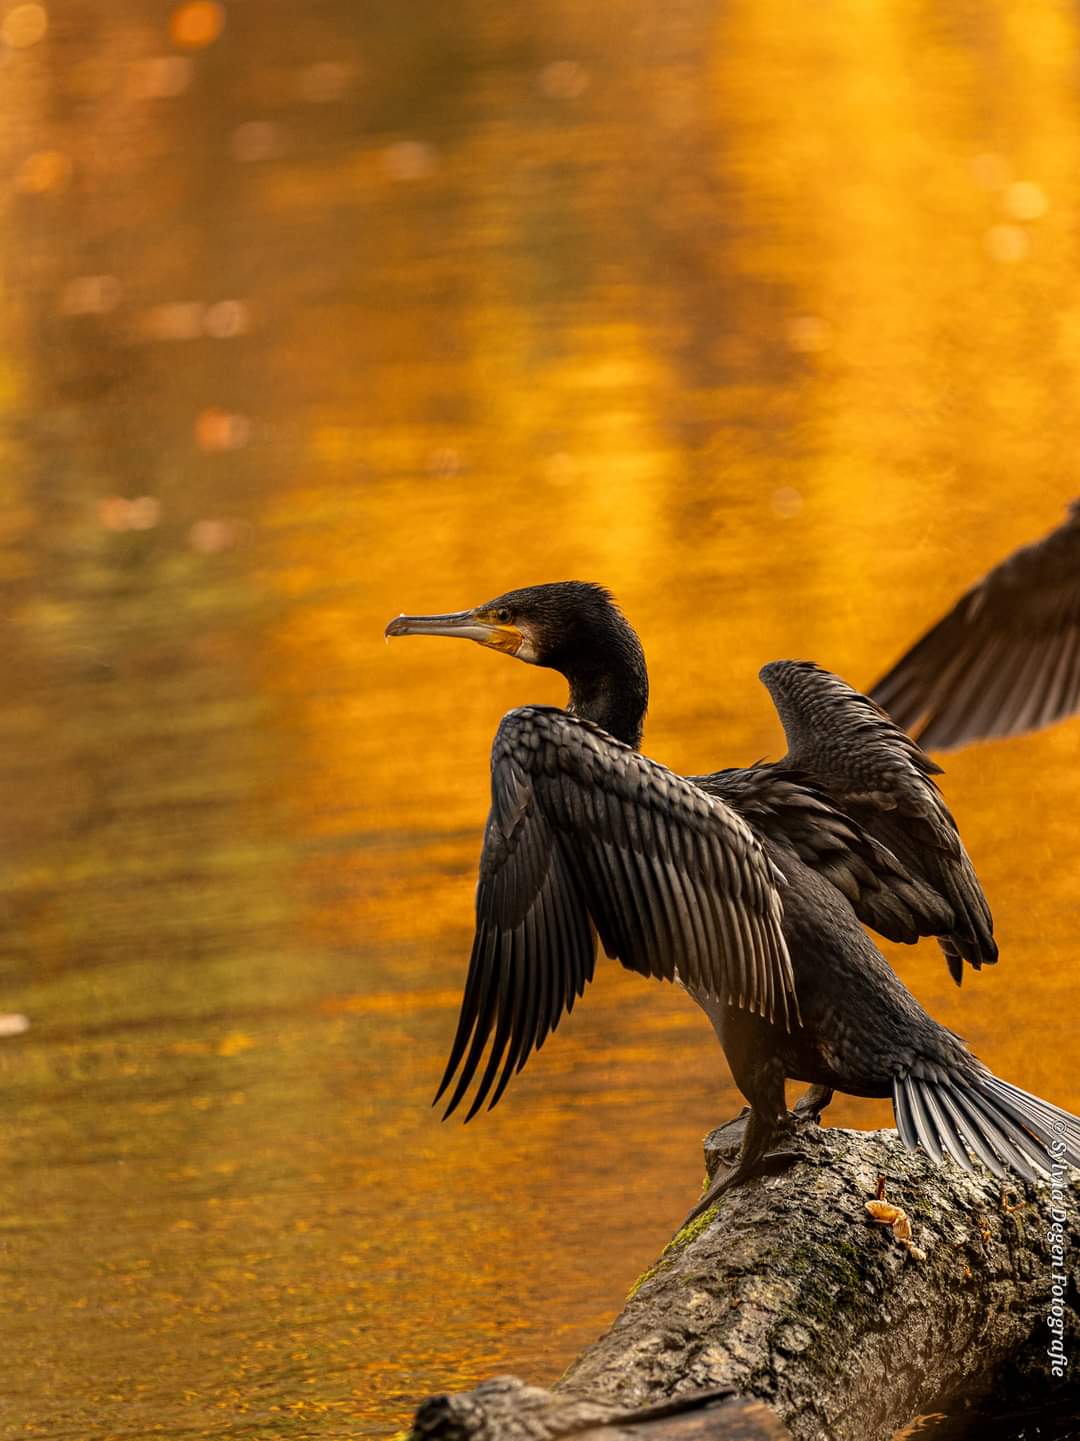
xmin=928 ymin=1080 xmax=1037 ymax=1180
xmin=905 ymin=1078 xmax=945 ymax=1163
xmin=891 ymin=1077 xmax=920 ymax=1151
xmin=934 ymin=1087 xmax=1006 ymax=1178
xmin=892 ymin=1072 xmax=1080 ymax=1180
xmin=929 ymin=1078 xmax=1030 ymax=1176
xmin=962 ymin=1088 xmax=1048 ymax=1177
xmin=980 ymin=1075 xmax=1080 ymax=1164
xmin=948 ymin=1085 xmax=1038 ymax=1180
xmin=917 ymin=1080 xmax=975 ymax=1174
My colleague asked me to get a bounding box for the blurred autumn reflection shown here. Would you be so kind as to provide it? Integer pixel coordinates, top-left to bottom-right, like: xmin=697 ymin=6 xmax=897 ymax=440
xmin=0 ymin=2 xmax=1079 ymax=1438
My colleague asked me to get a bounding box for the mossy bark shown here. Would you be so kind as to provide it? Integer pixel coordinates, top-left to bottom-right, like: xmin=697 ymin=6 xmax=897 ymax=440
xmin=410 ymin=1120 xmax=1080 ymax=1441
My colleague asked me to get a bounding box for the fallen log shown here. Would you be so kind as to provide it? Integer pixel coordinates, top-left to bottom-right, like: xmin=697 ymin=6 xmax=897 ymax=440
xmin=411 ymin=1381 xmax=791 ymax=1441
xmin=408 ymin=1116 xmax=1080 ymax=1441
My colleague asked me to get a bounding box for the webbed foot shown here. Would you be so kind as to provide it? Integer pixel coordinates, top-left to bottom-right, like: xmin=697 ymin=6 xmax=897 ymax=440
xmin=680 ymin=1139 xmax=802 ymax=1229
xmin=792 ymin=1084 xmax=834 ymax=1126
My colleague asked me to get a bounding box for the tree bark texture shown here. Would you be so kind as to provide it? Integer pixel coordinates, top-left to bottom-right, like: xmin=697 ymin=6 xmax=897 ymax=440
xmin=410 ymin=1118 xmax=1080 ymax=1441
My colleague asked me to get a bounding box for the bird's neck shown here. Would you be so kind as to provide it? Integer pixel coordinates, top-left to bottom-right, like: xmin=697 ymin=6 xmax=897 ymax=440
xmin=566 ymin=665 xmax=648 ymax=750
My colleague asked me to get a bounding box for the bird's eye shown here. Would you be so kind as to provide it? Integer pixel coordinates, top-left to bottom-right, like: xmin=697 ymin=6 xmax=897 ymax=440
xmin=494 ymin=607 xmax=512 ymax=624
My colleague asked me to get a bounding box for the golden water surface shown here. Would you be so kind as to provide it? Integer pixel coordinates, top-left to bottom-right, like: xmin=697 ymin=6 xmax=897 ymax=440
xmin=1 ymin=2 xmax=1078 ymax=1437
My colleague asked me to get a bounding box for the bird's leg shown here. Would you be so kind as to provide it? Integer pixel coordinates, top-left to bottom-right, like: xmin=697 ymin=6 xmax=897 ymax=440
xmin=682 ymin=1103 xmax=797 ymax=1228
xmin=792 ymin=1083 xmax=834 ymax=1125
xmin=682 ymin=1057 xmax=799 ymax=1228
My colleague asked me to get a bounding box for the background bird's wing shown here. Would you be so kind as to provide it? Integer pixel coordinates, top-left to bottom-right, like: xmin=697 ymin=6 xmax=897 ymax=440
xmin=437 ymin=706 xmax=794 ymax=1120
xmin=757 ymin=660 xmax=995 ymax=983
xmin=870 ymin=500 xmax=1080 ymax=750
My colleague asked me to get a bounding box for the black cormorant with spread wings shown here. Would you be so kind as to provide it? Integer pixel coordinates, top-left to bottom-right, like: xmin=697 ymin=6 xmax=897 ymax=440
xmin=386 ymin=582 xmax=1079 ymax=1219
xmin=871 ymin=499 xmax=1080 ymax=750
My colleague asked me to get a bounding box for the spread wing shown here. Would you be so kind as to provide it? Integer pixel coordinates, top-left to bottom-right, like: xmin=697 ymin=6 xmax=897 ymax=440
xmin=436 ymin=706 xmax=795 ymax=1120
xmin=870 ymin=500 xmax=1080 ymax=750
xmin=758 ymin=661 xmax=996 ymax=984
xmin=693 ymin=766 xmax=955 ymax=949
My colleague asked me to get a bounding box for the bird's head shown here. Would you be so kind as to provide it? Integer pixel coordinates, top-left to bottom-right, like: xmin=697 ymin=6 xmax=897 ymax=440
xmin=385 ymin=581 xmax=648 ymax=747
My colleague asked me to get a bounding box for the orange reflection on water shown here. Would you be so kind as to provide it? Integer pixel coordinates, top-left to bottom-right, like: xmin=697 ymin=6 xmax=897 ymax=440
xmin=0 ymin=1 xmax=1078 ymax=1439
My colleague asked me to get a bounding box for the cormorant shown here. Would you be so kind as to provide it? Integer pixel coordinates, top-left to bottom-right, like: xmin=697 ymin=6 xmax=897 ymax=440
xmin=872 ymin=498 xmax=1080 ymax=749
xmin=385 ymin=582 xmax=1080 ymax=1219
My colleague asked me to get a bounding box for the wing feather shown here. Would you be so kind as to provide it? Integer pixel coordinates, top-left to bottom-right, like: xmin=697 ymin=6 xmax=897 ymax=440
xmin=437 ymin=706 xmax=793 ymax=1117
xmin=1037 ymin=625 xmax=1078 ymax=730
xmin=871 ymin=500 xmax=1080 ymax=748
xmin=752 ymin=661 xmax=995 ymax=983
xmin=473 ymin=935 xmax=520 ymax=1117
xmin=623 ymin=839 xmax=670 ymax=976
xmin=441 ymin=929 xmax=504 ymax=1118
xmin=514 ymin=902 xmax=542 ymax=1068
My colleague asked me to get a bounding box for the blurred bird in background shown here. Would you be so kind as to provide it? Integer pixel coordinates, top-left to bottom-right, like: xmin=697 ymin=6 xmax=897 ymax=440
xmin=872 ymin=499 xmax=1080 ymax=750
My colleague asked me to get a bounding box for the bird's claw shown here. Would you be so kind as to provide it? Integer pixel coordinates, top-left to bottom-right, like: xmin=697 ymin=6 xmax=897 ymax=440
xmin=680 ymin=1145 xmax=803 ymax=1231
xmin=791 ymin=1084 xmax=834 ymax=1126
xmin=756 ymin=1147 xmax=802 ymax=1174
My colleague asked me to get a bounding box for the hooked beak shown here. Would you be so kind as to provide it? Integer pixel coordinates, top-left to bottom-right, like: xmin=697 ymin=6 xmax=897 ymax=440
xmin=384 ymin=608 xmax=524 ymax=656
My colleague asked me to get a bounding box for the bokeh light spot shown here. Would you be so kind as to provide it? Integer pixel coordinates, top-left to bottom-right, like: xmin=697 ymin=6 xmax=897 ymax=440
xmin=787 ymin=315 xmax=831 ymax=353
xmin=203 ymin=299 xmax=249 ymax=338
xmin=1004 ymin=181 xmax=1047 ymax=221
xmin=127 ymin=497 xmax=162 ymax=530
xmin=985 ymin=224 xmax=1029 ymax=263
xmin=195 ymin=407 xmax=251 ymax=451
xmin=218 ymin=1031 xmax=255 ymax=1056
xmin=971 ymin=152 xmax=1009 ymax=190
xmin=230 ymin=121 xmax=279 ymax=162
xmin=61 ymin=275 xmax=122 ymax=316
xmin=770 ymin=486 xmax=803 ymax=520
xmin=98 ymin=497 xmax=129 ymax=531
xmin=14 ymin=148 xmax=71 ymax=194
xmin=130 ymin=55 xmax=192 ymax=99
xmin=538 ymin=60 xmax=589 ymax=99
xmin=426 ymin=448 xmax=462 ymax=477
xmin=381 ymin=140 xmax=436 ymax=182
xmin=0 ymin=1013 xmax=30 ymax=1038
xmin=144 ymin=301 xmax=205 ymax=341
xmin=169 ymin=0 xmax=225 ymax=50
xmin=189 ymin=518 xmax=242 ymax=553
xmin=2 ymin=3 xmax=48 ymax=49
xmin=97 ymin=496 xmax=161 ymax=531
